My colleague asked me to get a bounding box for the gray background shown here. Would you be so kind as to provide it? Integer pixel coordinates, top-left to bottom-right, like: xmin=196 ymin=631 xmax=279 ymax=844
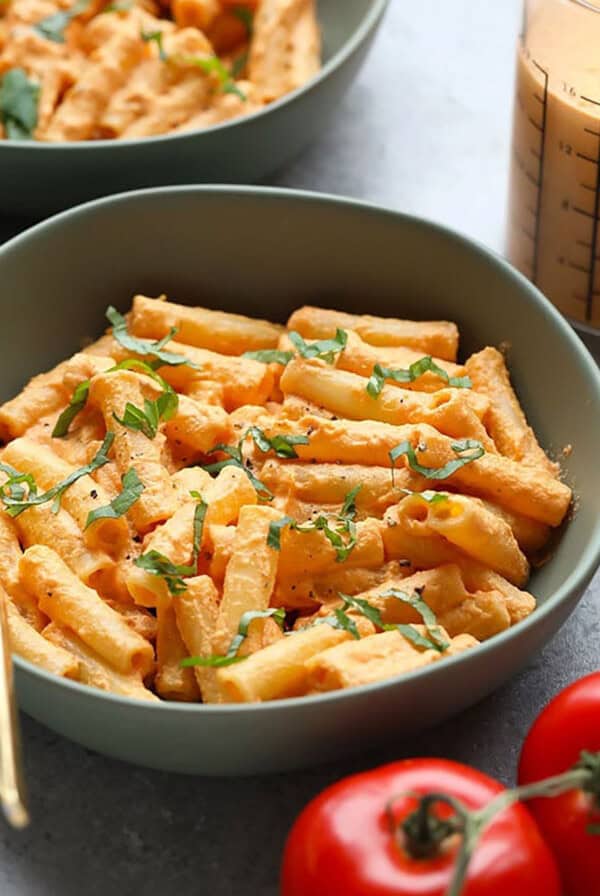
xmin=1 ymin=1 xmax=599 ymax=893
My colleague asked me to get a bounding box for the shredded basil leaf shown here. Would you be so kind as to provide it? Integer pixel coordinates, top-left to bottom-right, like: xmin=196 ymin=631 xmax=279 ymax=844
xmin=106 ymin=306 xmax=194 ymax=368
xmin=339 ymin=591 xmax=447 ymax=653
xmin=0 ymin=463 xmax=38 ymax=503
xmin=332 ymin=606 xmax=360 ymax=640
xmin=180 ymin=654 xmax=246 ymax=669
xmin=288 ymin=329 xmax=348 ymax=365
xmin=230 ymin=50 xmax=248 ymax=80
xmin=247 ymin=426 xmax=309 ymax=459
xmin=104 ymin=0 xmax=133 ymax=10
xmin=378 ymin=588 xmax=450 ymax=652
xmin=0 ymin=432 xmax=114 ymax=517
xmin=267 ymin=513 xmax=357 ymax=562
xmin=133 ymin=495 xmax=207 ymax=594
xmin=85 ymin=467 xmax=144 ymax=528
xmin=141 ymin=29 xmax=168 ymax=61
xmin=52 ymin=380 xmax=90 ymax=438
xmin=367 ymin=357 xmax=472 ymax=399
xmin=180 ymin=55 xmax=246 ymax=100
xmin=0 ymin=68 xmax=39 ymax=139
xmin=242 ymin=349 xmax=293 ymax=366
xmin=389 ymin=439 xmax=485 ymax=481
xmin=398 ymin=488 xmax=450 ymax=505
xmin=34 ymin=0 xmax=90 ymax=42
xmin=232 ymin=5 xmax=253 ymax=36
xmin=203 ymin=427 xmax=308 ymax=499
xmin=113 ymin=389 xmax=178 ymax=439
xmin=267 ymin=515 xmax=294 ymax=551
xmin=341 ymin=485 xmax=362 ymax=519
xmin=180 ymin=607 xmax=286 ymax=667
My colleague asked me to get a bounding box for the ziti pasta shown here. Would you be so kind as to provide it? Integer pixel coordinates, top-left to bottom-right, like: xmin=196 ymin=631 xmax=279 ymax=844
xmin=0 ymin=296 xmax=573 ymax=703
xmin=0 ymin=0 xmax=320 ymax=142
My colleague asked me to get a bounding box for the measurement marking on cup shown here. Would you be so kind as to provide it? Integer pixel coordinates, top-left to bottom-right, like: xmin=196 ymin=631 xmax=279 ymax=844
xmin=573 ymin=205 xmax=596 ymax=219
xmin=530 ymin=59 xmax=549 ymax=285
xmin=581 ymin=94 xmax=600 ymax=320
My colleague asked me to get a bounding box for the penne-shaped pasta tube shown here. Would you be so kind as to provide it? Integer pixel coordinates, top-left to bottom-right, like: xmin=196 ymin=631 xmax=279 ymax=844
xmin=217 ymin=624 xmax=352 ymax=702
xmin=248 ymin=0 xmax=321 ymax=102
xmin=210 ymin=514 xmax=385 ymax=583
xmin=21 ymin=545 xmax=154 ymax=676
xmin=275 ymin=561 xmax=412 ymax=611
xmin=286 ymin=306 xmax=459 ymax=360
xmin=164 ymin=395 xmax=231 ymax=455
xmin=89 ymin=369 xmax=176 ymax=532
xmin=155 ymin=600 xmax=200 ymax=702
xmin=10 ymin=496 xmax=112 ymax=586
xmin=304 ymin=330 xmax=467 ymax=391
xmin=466 ymin=347 xmax=559 ymax=476
xmin=206 ymin=524 xmax=236 ymax=584
xmin=104 ymin=599 xmax=158 ymax=642
xmin=280 ymin=358 xmax=492 ymax=446
xmin=213 ymin=504 xmax=281 ymax=655
xmin=0 ymin=507 xmax=22 ymax=597
xmin=306 ymin=628 xmax=478 ymax=692
xmin=2 ymin=438 xmax=129 ymax=556
xmin=43 ymin=21 xmax=146 ymax=141
xmin=381 ymin=517 xmax=469 ymax=570
xmin=480 ymin=500 xmax=550 ymax=555
xmin=129 ymin=295 xmax=283 ymax=355
xmin=356 ymin=564 xmax=515 ymax=641
xmin=62 ymin=352 xmax=116 ymax=392
xmin=104 ymin=336 xmax=274 ymax=410
xmin=277 ymin=518 xmax=384 ymax=579
xmin=0 ymin=359 xmax=70 ymax=441
xmin=173 ymin=575 xmax=221 ymax=703
xmin=392 ymin=493 xmax=529 ymax=585
xmin=183 ymin=379 xmax=225 ymax=406
xmin=260 ymin=460 xmax=424 ymax=513
xmin=460 ymin=563 xmax=537 ymax=627
xmin=126 ymin=465 xmax=253 ymax=607
xmin=43 ymin=623 xmax=158 ymax=701
xmin=259 ymin=460 xmax=549 ymax=553
xmin=3 ymin=590 xmax=79 ymax=680
xmin=267 ymin=415 xmax=571 ymax=526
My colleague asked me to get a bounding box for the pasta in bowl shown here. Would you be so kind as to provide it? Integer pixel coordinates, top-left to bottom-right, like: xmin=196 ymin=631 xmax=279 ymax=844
xmin=1 ymin=185 xmax=598 ymax=774
xmin=0 ymin=296 xmax=574 ymax=705
xmin=0 ymin=0 xmax=320 ymax=141
xmin=0 ymin=0 xmax=390 ymax=215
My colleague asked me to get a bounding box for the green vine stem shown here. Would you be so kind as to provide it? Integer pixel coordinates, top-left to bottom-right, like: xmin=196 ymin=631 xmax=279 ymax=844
xmin=398 ymin=750 xmax=600 ymax=896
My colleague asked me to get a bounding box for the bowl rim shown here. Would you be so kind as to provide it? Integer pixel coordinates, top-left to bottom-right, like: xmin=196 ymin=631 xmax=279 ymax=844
xmin=5 ymin=184 xmax=600 ymax=716
xmin=0 ymin=0 xmax=390 ymax=152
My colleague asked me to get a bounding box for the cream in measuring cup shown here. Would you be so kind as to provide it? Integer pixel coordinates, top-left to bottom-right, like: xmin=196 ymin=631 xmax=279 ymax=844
xmin=507 ymin=0 xmax=600 ymax=332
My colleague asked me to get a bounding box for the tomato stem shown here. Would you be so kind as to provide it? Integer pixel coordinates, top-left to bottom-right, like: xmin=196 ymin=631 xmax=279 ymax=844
xmin=402 ymin=752 xmax=600 ymax=896
xmin=397 ymin=793 xmax=465 ymax=859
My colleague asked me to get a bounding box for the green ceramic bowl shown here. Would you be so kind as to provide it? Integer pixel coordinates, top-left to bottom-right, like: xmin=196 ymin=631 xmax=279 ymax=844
xmin=2 ymin=186 xmax=600 ymax=775
xmin=0 ymin=0 xmax=389 ymax=218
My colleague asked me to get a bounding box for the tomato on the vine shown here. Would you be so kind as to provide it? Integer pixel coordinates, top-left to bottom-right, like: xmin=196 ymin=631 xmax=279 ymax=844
xmin=280 ymin=758 xmax=561 ymax=896
xmin=519 ymin=671 xmax=600 ymax=896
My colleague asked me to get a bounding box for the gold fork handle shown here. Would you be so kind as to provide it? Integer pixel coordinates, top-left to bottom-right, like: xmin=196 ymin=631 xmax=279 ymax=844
xmin=0 ymin=596 xmax=29 ymax=829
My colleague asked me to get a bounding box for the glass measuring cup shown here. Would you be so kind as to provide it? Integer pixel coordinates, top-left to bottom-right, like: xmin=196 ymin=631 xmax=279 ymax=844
xmin=507 ymin=0 xmax=600 ymax=338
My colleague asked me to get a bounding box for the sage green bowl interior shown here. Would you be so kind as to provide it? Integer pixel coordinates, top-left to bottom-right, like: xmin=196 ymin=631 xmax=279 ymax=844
xmin=0 ymin=0 xmax=389 ymax=218
xmin=2 ymin=186 xmax=600 ymax=775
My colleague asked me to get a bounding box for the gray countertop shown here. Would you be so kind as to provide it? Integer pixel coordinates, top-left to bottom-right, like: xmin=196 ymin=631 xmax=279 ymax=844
xmin=1 ymin=2 xmax=599 ymax=894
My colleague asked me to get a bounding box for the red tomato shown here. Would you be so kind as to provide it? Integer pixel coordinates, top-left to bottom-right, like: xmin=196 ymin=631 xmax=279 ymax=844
xmin=519 ymin=671 xmax=600 ymax=896
xmin=281 ymin=759 xmax=561 ymax=896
